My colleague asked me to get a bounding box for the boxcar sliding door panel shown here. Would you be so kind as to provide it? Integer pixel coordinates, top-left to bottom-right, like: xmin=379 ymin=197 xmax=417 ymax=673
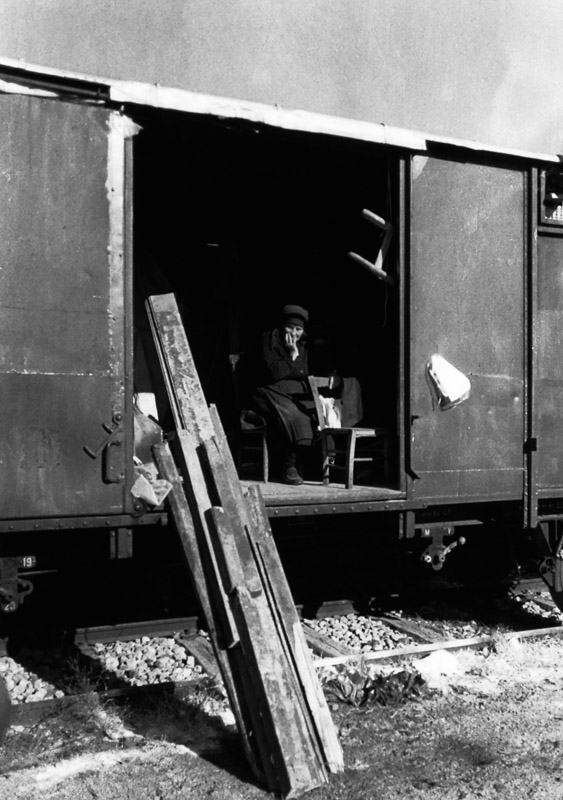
xmin=0 ymin=95 xmax=131 ymax=519
xmin=409 ymin=156 xmax=525 ymax=502
xmin=534 ymin=233 xmax=563 ymax=494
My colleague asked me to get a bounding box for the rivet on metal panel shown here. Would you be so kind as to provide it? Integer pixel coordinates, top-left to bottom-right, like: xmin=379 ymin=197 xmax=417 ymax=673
xmin=332 ymin=507 xmax=337 ymax=512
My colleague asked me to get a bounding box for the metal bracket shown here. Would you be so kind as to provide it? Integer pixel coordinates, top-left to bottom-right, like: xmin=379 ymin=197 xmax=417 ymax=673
xmin=0 ymin=557 xmax=35 ymax=612
xmin=84 ymin=414 xmax=125 ymax=484
xmin=399 ymin=511 xmax=416 ymax=539
xmin=109 ymin=527 xmax=133 ymax=559
xmin=420 ymin=525 xmax=466 ymax=571
xmin=84 ymin=414 xmax=123 ymax=458
xmin=347 ymin=208 xmax=394 ymax=284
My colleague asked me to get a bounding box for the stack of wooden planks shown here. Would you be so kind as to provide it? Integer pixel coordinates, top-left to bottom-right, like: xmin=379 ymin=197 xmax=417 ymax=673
xmin=147 ymin=293 xmax=343 ymax=797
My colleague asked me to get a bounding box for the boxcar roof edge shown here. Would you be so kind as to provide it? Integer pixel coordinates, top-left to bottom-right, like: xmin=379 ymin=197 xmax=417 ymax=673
xmin=0 ymin=54 xmax=559 ymax=165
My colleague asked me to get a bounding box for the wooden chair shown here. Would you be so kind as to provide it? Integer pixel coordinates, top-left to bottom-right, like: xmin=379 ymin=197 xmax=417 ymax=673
xmin=308 ymin=376 xmax=388 ymax=489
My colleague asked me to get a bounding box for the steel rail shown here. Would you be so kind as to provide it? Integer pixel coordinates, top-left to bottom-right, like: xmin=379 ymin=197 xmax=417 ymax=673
xmin=7 ymin=615 xmax=563 ymax=730
xmin=314 ymin=624 xmax=563 ymax=667
xmin=73 ymin=616 xmax=199 ymax=645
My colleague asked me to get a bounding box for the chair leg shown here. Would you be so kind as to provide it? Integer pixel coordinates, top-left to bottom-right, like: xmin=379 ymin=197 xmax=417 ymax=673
xmin=344 ymin=431 xmax=356 ymax=490
xmin=321 ymin=433 xmax=330 ymax=485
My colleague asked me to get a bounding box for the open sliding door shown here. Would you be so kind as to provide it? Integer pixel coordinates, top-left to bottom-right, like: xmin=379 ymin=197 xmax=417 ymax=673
xmin=0 ymin=95 xmax=134 ymax=519
xmin=408 ymin=155 xmax=526 ymax=502
xmin=533 ymin=224 xmax=563 ymax=515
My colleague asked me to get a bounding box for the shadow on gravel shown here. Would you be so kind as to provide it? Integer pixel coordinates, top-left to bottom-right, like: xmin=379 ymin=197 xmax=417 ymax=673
xmin=112 ymin=686 xmax=262 ymax=788
xmin=2 ymin=680 xmax=262 ymax=791
xmin=1 ymin=645 xmax=262 ymax=790
xmin=8 ymin=642 xmax=134 ymax=700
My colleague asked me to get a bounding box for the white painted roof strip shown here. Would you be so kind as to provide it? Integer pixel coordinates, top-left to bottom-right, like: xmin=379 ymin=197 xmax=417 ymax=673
xmin=0 ymin=55 xmax=559 ymax=163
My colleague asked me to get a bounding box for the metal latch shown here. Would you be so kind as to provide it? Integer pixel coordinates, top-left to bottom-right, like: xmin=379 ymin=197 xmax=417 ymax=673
xmin=420 ymin=525 xmax=466 ymax=570
xmin=84 ymin=414 xmax=124 ymax=483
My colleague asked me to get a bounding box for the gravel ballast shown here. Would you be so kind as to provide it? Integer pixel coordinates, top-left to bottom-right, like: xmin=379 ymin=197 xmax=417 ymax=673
xmin=2 ymin=588 xmax=561 ymax=706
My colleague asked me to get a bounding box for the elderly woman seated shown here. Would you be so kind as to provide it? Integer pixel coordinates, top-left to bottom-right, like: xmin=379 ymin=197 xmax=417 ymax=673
xmin=251 ymin=304 xmax=316 ymax=485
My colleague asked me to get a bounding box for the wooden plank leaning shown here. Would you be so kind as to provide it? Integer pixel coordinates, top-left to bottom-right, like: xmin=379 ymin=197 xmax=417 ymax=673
xmin=208 ymin=405 xmax=344 ymax=775
xmin=169 ymin=430 xmax=282 ymax=793
xmin=152 ymin=440 xmax=262 ymax=780
xmin=176 ymin=422 xmax=331 ymax=792
xmin=146 ymin=295 xmax=270 ymax=785
xmin=146 ymin=293 xmax=215 ymax=442
xmin=146 ymin=292 xmax=342 ymax=796
xmin=202 ymin=432 xmax=331 ymax=793
xmin=244 ymin=483 xmax=344 ymax=774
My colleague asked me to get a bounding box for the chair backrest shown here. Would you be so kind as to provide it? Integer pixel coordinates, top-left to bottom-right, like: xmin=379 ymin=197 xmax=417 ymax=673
xmin=308 ymin=375 xmax=365 ymax=429
xmin=307 ymin=376 xmax=340 ymax=431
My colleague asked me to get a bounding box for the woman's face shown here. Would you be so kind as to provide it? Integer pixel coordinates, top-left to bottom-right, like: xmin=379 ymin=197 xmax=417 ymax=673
xmin=284 ymin=324 xmax=304 ymax=342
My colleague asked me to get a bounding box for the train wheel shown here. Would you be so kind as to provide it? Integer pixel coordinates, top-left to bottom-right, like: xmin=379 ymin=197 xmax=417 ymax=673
xmin=0 ymin=674 xmax=11 ymax=742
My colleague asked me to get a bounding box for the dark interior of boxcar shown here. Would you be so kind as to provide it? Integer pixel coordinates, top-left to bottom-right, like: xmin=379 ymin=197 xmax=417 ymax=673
xmin=132 ymin=110 xmax=399 ymax=486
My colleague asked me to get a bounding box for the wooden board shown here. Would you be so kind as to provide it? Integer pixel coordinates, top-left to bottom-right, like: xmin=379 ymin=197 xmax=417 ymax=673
xmin=147 ymin=293 xmax=343 ymax=796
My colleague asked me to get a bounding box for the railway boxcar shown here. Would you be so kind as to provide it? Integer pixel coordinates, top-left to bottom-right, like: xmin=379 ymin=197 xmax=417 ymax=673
xmin=1 ymin=54 xmax=563 ymax=620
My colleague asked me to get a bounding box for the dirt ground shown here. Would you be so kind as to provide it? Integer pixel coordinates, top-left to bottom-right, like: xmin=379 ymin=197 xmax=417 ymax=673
xmin=3 ymin=636 xmax=563 ymax=800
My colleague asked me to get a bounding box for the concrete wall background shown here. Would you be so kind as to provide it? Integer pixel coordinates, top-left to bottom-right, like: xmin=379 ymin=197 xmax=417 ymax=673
xmin=1 ymin=0 xmax=562 ymax=154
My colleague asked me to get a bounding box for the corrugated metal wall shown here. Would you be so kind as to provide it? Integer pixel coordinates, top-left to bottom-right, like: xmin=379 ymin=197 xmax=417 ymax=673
xmin=0 ymin=0 xmax=562 ymax=155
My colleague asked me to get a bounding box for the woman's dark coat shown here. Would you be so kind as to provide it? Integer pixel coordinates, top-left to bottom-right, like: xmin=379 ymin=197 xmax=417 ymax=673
xmin=251 ymin=328 xmax=316 ymax=448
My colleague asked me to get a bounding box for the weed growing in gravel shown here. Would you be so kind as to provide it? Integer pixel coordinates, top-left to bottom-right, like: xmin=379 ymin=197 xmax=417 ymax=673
xmin=320 ymin=662 xmax=428 ymax=708
xmin=62 ymin=652 xmax=107 ymax=696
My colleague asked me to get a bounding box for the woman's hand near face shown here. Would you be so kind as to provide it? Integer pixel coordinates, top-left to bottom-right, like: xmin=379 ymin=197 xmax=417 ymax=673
xmin=284 ymin=329 xmax=300 ymax=360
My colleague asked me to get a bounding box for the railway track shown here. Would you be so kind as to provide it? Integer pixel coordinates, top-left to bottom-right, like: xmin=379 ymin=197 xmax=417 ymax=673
xmin=7 ymin=616 xmax=563 ymax=730
xmin=2 ymin=573 xmax=560 ymax=726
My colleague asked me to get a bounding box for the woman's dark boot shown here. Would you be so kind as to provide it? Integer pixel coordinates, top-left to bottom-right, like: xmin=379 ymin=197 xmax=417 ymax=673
xmin=283 ymin=449 xmax=303 ymax=485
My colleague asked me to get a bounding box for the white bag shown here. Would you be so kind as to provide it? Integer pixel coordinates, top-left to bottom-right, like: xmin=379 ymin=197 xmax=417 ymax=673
xmin=425 ymin=354 xmax=471 ymax=411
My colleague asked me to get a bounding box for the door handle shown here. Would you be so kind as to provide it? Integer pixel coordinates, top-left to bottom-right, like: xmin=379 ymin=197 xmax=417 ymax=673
xmin=84 ymin=414 xmax=125 ymax=484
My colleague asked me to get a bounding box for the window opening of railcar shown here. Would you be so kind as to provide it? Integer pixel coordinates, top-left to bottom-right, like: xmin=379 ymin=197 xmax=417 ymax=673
xmin=540 ymin=165 xmax=563 ymax=225
xmin=130 ymin=111 xmax=400 ymax=495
